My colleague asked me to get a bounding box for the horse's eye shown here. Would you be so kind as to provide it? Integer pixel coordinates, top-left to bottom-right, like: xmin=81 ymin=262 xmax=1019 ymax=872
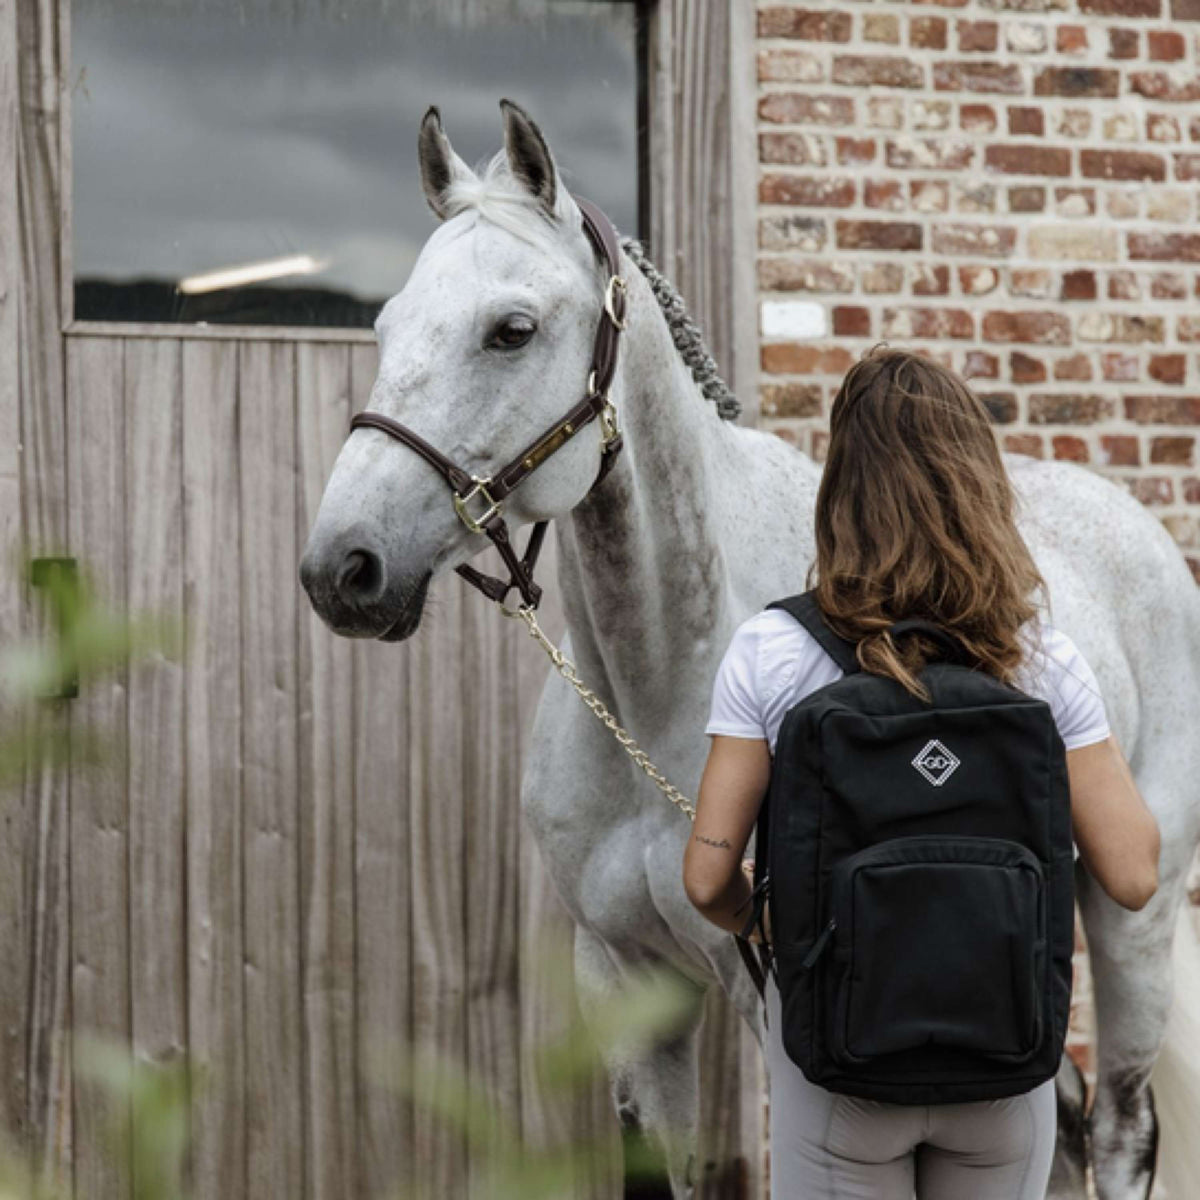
xmin=488 ymin=315 xmax=537 ymax=350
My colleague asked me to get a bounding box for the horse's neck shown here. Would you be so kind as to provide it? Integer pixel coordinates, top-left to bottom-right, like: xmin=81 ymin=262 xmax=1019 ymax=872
xmin=555 ymin=264 xmax=730 ymax=727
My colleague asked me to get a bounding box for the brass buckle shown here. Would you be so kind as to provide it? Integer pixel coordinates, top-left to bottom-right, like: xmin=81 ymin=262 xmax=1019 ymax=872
xmin=604 ymin=275 xmax=628 ymax=331
xmin=453 ymin=475 xmax=502 ymax=533
xmin=599 ymin=400 xmax=621 ymax=450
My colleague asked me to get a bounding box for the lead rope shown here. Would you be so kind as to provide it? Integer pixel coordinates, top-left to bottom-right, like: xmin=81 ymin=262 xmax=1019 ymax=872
xmin=501 ymin=603 xmax=697 ymax=821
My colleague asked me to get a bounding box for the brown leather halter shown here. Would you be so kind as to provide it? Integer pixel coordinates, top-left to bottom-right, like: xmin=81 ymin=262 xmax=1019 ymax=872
xmin=349 ymin=194 xmax=628 ymax=611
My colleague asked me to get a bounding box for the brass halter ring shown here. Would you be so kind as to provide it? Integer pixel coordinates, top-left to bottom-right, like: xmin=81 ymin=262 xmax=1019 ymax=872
xmin=604 ymin=274 xmax=629 ymax=331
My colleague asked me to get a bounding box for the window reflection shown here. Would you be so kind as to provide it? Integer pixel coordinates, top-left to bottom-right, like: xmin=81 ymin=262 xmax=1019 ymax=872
xmin=71 ymin=1 xmax=643 ymax=328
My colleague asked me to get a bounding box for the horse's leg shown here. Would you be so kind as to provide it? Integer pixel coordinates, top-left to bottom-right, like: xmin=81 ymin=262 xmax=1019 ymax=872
xmin=1078 ymin=856 xmax=1182 ymax=1200
xmin=575 ymin=926 xmax=706 ymax=1199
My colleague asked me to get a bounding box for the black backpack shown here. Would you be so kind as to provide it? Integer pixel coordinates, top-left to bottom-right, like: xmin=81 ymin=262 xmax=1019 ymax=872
xmin=737 ymin=591 xmax=1074 ymax=1105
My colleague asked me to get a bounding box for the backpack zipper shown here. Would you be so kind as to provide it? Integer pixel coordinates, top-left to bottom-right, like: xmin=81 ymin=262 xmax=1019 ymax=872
xmin=802 ymin=918 xmax=837 ymax=971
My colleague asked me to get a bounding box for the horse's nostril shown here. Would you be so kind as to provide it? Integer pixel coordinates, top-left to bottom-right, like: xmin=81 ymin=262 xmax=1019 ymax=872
xmin=337 ymin=548 xmax=385 ymax=604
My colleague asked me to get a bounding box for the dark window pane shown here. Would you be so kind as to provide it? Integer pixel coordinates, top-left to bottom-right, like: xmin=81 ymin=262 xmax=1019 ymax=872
xmin=71 ymin=1 xmax=642 ymax=328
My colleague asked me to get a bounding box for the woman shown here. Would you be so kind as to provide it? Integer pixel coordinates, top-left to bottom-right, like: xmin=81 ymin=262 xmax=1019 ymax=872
xmin=682 ymin=347 xmax=1161 ymax=1200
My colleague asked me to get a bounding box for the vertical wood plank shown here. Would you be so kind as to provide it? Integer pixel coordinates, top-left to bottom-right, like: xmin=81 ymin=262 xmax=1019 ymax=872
xmin=239 ymin=341 xmax=304 ymax=1198
xmin=295 ymin=343 xmax=356 ymax=1200
xmin=18 ymin=0 xmax=71 ymax=1187
xmin=124 ymin=341 xmax=188 ymax=1191
xmin=66 ymin=337 xmax=129 ymax=1200
xmin=408 ymin=575 xmax=468 ymax=1197
xmin=182 ymin=340 xmax=245 ymax=1200
xmin=0 ymin=0 xmax=28 ymax=1157
xmin=463 ymin=588 xmax=521 ymax=1198
xmin=348 ymin=343 xmax=415 ymax=1200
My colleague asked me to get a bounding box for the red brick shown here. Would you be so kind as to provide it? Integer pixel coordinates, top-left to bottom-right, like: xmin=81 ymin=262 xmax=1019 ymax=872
xmin=759 ymin=93 xmax=856 ymax=126
xmin=760 ymin=175 xmax=857 ymax=207
xmin=1055 ymin=354 xmax=1093 ymax=381
xmin=1008 ymin=106 xmax=1045 ymax=137
xmin=961 ymin=104 xmax=998 ymax=133
xmin=1128 ymin=232 xmax=1200 ymax=261
xmin=1009 ymin=186 xmax=1046 ymax=213
xmin=1187 ymin=477 xmax=1200 ymax=503
xmin=1124 ymin=395 xmax=1200 ymax=422
xmin=836 ymin=137 xmax=877 ymax=166
xmin=761 ymin=344 xmax=858 ymax=375
xmin=1004 ymin=433 xmax=1045 ymax=457
xmin=963 ymin=350 xmax=1000 ymax=379
xmin=1010 ymin=269 xmax=1055 ymax=299
xmin=958 ymin=20 xmax=998 ymax=52
xmin=986 ymin=145 xmax=1072 ymax=176
xmin=833 ymin=55 xmax=926 ymax=89
xmin=959 ymin=264 xmax=1001 ymax=295
xmin=1029 ymin=394 xmax=1115 ymax=424
xmin=760 ymin=214 xmax=827 ymax=252
xmin=833 ymin=306 xmax=871 ymax=337
xmin=1108 ymin=271 xmax=1142 ymax=301
xmin=1174 ymin=153 xmax=1200 ymax=180
xmin=865 ymin=179 xmax=904 ymax=210
xmin=1108 ymin=28 xmax=1140 ymax=59
xmin=758 ymin=7 xmax=853 ymax=40
xmin=885 ymin=139 xmax=975 ymax=170
xmin=983 ymin=311 xmax=1072 ymax=345
xmin=1080 ymin=0 xmax=1160 ymax=12
xmin=980 ymin=393 xmax=1018 ymax=423
xmin=1055 ymin=187 xmax=1096 ymax=215
xmin=1151 ymin=273 xmax=1188 ymax=301
xmin=810 ymin=429 xmax=830 ymax=462
xmin=1103 ymin=352 xmax=1140 ymax=382
xmin=934 ymin=61 xmax=1024 ymax=94
xmin=1011 ymin=352 xmax=1048 ymax=384
xmin=1148 ymin=30 xmax=1187 ymax=59
xmin=1151 ymin=436 xmax=1195 ymax=464
xmin=761 ymin=382 xmax=824 ymax=418
xmin=1100 ymin=434 xmax=1140 ymax=465
xmin=932 ymin=224 xmax=1016 ymax=257
xmin=911 ymin=16 xmax=948 ymax=48
xmin=881 ymin=306 xmax=975 ymax=339
xmin=1130 ymin=71 xmax=1200 ymax=103
xmin=910 ymin=181 xmax=950 ymax=212
xmin=1057 ymin=25 xmax=1089 ymax=54
xmin=1192 ymin=116 xmax=1200 ymax=141
xmin=1149 ymin=354 xmax=1187 ymax=384
xmin=758 ymin=48 xmax=825 ymax=83
xmin=1062 ymin=271 xmax=1098 ymax=301
xmin=1053 ymin=435 xmax=1090 ymax=462
xmin=1080 ymin=314 xmax=1165 ymax=343
xmin=861 ymin=263 xmax=905 ymax=294
xmin=759 ymin=258 xmax=856 ymax=293
xmin=1081 ymin=150 xmax=1167 ymax=181
xmin=1128 ymin=477 xmax=1176 ymax=505
xmin=759 ymin=132 xmax=826 ymax=166
xmin=836 ymin=219 xmax=923 ymax=251
xmin=1180 ymin=318 xmax=1200 ymax=342
xmin=1034 ymin=67 xmax=1120 ymax=98
xmin=1148 ymin=113 xmax=1183 ymax=143
xmin=912 ymin=264 xmax=951 ymax=296
xmin=1175 ymin=0 xmax=1200 ymax=18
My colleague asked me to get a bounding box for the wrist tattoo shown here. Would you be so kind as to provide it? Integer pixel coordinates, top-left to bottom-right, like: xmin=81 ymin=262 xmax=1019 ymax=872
xmin=694 ymin=833 xmax=732 ymax=849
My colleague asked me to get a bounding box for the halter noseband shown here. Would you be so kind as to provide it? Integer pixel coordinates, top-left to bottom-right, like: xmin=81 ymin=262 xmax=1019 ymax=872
xmin=348 ymin=193 xmax=627 ymax=612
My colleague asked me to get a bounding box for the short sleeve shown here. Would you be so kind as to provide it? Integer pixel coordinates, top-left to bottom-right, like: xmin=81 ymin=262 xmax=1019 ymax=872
xmin=1047 ymin=629 xmax=1111 ymax=751
xmin=705 ymin=619 xmax=766 ymax=740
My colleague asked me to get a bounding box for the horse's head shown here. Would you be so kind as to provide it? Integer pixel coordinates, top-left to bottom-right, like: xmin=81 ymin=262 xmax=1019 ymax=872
xmin=300 ymin=99 xmax=619 ymax=640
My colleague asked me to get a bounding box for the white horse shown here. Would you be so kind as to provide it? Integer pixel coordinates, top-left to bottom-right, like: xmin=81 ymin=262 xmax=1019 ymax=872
xmin=299 ymin=100 xmax=1200 ymax=1199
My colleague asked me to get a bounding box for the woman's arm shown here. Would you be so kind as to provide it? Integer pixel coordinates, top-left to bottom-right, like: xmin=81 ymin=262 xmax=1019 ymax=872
xmin=1068 ymin=734 xmax=1160 ymax=911
xmin=682 ymin=735 xmax=772 ymax=935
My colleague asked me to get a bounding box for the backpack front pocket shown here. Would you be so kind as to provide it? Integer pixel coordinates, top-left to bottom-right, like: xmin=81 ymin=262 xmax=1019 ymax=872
xmin=828 ymin=835 xmax=1045 ymax=1066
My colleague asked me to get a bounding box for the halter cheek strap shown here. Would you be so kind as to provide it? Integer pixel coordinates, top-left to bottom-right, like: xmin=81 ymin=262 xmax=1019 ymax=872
xmin=348 ymin=193 xmax=627 ymax=611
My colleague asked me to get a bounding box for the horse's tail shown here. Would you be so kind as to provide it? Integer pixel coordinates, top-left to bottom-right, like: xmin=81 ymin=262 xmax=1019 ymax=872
xmin=1151 ymin=900 xmax=1200 ymax=1198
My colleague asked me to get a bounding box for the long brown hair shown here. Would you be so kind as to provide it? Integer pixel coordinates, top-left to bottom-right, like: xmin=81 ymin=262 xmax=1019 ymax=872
xmin=807 ymin=345 xmax=1048 ymax=702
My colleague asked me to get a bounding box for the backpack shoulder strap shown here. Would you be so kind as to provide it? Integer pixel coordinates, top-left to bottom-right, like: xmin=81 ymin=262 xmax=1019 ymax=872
xmin=765 ymin=590 xmax=861 ymax=675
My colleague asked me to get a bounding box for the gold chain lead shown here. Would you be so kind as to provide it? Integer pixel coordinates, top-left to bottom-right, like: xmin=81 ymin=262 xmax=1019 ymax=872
xmin=504 ymin=604 xmax=697 ymax=822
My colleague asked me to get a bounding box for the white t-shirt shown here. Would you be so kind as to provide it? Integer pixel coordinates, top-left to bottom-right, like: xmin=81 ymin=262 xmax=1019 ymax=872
xmin=706 ymin=609 xmax=1111 ymax=755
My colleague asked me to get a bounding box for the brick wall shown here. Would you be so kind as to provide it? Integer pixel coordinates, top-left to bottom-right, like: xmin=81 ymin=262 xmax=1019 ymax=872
xmin=754 ymin=0 xmax=1200 ymax=586
xmin=752 ymin=0 xmax=1200 ymax=1084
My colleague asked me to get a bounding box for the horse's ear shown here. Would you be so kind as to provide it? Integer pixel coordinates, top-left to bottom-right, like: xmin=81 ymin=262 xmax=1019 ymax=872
xmin=418 ymin=105 xmax=477 ymax=222
xmin=499 ymin=98 xmax=563 ymax=219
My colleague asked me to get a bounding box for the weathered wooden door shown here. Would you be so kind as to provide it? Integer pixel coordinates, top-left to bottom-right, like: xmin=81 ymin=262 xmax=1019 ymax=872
xmin=0 ymin=2 xmax=759 ymax=1197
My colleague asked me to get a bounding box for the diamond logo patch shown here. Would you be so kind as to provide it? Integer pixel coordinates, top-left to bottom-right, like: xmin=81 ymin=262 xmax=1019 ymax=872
xmin=912 ymin=739 xmax=960 ymax=787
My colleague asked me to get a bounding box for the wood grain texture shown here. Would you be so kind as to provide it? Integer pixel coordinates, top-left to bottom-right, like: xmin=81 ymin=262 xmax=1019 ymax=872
xmin=0 ymin=0 xmax=28 ymax=1156
xmin=65 ymin=337 xmax=130 ymax=1200
xmin=19 ymin=0 xmax=71 ymax=1186
xmin=182 ymin=339 xmax=245 ymax=1200
xmin=295 ymin=343 xmax=357 ymax=1200
xmin=239 ymin=341 xmax=304 ymax=1198
xmin=348 ymin=342 xmax=415 ymax=1200
xmin=407 ymin=576 xmax=468 ymax=1197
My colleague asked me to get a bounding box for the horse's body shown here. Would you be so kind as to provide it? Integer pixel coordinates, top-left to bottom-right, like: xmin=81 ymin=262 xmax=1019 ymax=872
xmin=300 ymin=102 xmax=1200 ymax=1199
